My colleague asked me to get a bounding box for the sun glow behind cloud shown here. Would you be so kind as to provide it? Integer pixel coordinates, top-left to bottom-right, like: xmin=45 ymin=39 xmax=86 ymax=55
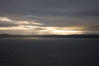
xmin=0 ymin=17 xmax=13 ymax=22
xmin=37 ymin=27 xmax=83 ymax=35
xmin=0 ymin=16 xmax=85 ymax=35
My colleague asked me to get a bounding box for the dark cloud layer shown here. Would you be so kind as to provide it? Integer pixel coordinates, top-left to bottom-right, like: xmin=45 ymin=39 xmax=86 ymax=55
xmin=0 ymin=0 xmax=99 ymax=17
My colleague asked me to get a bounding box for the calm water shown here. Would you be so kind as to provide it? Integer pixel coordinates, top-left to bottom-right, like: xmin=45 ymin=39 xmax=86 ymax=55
xmin=0 ymin=38 xmax=99 ymax=66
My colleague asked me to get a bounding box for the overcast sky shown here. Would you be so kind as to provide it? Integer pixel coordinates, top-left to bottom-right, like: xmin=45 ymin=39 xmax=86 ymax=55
xmin=0 ymin=0 xmax=99 ymax=35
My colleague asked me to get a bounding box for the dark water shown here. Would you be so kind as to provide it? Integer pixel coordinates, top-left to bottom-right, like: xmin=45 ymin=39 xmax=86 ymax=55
xmin=0 ymin=38 xmax=99 ymax=66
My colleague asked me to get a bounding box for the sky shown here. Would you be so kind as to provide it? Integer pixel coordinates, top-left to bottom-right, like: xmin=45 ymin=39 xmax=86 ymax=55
xmin=0 ymin=0 xmax=99 ymax=35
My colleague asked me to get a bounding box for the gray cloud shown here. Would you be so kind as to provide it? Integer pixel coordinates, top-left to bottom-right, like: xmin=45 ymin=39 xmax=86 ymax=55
xmin=0 ymin=21 xmax=17 ymax=27
xmin=0 ymin=0 xmax=99 ymax=17
xmin=86 ymin=25 xmax=99 ymax=31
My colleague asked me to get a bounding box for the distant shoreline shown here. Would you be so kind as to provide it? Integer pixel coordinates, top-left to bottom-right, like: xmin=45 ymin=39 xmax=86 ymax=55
xmin=0 ymin=34 xmax=99 ymax=38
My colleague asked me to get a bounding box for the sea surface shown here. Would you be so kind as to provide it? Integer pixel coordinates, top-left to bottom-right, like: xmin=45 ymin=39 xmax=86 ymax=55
xmin=0 ymin=37 xmax=99 ymax=66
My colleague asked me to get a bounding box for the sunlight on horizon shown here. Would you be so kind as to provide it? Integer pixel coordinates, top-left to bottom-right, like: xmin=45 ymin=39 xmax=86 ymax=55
xmin=0 ymin=16 xmax=85 ymax=35
xmin=0 ymin=26 xmax=84 ymax=35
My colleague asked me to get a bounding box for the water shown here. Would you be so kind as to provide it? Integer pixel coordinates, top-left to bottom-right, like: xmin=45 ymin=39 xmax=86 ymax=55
xmin=0 ymin=38 xmax=99 ymax=66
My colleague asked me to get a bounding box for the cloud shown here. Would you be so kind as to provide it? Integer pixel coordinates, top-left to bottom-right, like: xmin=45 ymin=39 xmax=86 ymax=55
xmin=0 ymin=0 xmax=99 ymax=30
xmin=0 ymin=0 xmax=99 ymax=17
xmin=84 ymin=25 xmax=99 ymax=31
xmin=17 ymin=21 xmax=43 ymax=25
xmin=0 ymin=17 xmax=13 ymax=22
xmin=36 ymin=27 xmax=84 ymax=35
xmin=0 ymin=16 xmax=99 ymax=35
xmin=0 ymin=25 xmax=85 ymax=35
xmin=0 ymin=17 xmax=43 ymax=27
xmin=0 ymin=16 xmax=85 ymax=35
